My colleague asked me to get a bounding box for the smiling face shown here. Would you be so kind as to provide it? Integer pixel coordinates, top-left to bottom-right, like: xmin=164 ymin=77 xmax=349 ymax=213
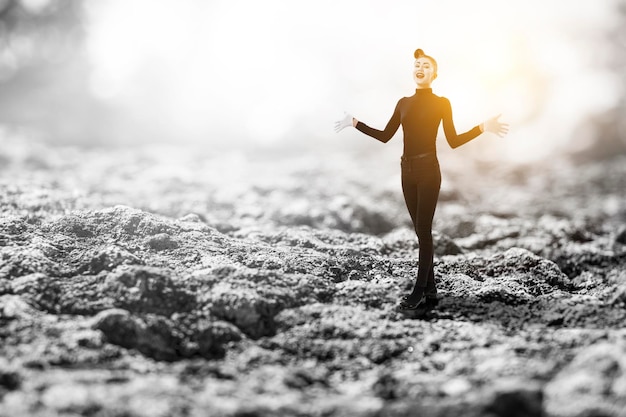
xmin=413 ymin=57 xmax=437 ymax=88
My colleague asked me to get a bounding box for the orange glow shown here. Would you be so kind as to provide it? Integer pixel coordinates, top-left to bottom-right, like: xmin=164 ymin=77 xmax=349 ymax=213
xmin=84 ymin=0 xmax=622 ymax=161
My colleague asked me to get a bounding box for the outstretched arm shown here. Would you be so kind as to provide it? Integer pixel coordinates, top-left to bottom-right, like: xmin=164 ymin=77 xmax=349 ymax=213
xmin=442 ymin=99 xmax=509 ymax=148
xmin=442 ymin=98 xmax=482 ymax=149
xmin=334 ymin=101 xmax=402 ymax=144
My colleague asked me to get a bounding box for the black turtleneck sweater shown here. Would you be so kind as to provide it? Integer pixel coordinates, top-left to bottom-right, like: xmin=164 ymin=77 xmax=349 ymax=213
xmin=355 ymin=88 xmax=482 ymax=156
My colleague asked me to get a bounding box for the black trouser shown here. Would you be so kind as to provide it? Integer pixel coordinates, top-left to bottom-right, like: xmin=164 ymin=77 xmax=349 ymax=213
xmin=400 ymin=153 xmax=441 ymax=289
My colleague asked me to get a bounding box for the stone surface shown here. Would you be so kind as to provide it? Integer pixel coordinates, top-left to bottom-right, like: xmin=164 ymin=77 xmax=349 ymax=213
xmin=1 ymin=142 xmax=625 ymax=416
xmin=545 ymin=341 xmax=626 ymax=417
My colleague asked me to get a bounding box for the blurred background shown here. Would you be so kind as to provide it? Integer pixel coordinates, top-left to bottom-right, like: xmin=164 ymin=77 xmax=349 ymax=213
xmin=0 ymin=0 xmax=624 ymax=163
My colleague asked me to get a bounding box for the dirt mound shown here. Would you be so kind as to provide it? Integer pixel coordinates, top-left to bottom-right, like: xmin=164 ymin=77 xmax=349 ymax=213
xmin=1 ymin=144 xmax=625 ymax=416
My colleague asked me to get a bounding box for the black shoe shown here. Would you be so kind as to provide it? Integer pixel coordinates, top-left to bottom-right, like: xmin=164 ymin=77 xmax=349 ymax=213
xmin=398 ymin=296 xmax=426 ymax=310
xmin=401 ymin=291 xmax=437 ymax=302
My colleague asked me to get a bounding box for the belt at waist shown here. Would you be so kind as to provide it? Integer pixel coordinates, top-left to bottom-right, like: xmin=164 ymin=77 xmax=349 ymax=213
xmin=400 ymin=152 xmax=436 ymax=162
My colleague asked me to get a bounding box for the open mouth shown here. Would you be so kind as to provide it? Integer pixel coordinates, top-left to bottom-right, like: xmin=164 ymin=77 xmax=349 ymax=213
xmin=416 ymin=73 xmax=424 ymax=79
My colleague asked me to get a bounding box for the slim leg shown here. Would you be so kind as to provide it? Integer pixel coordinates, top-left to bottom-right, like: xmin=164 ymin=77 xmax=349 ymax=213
xmin=403 ymin=162 xmax=441 ymax=305
xmin=414 ymin=182 xmax=439 ymax=288
xmin=425 ymin=265 xmax=437 ymax=298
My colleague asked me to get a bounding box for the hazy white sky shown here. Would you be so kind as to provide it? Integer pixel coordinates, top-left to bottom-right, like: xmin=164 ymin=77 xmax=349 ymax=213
xmin=84 ymin=0 xmax=622 ymax=161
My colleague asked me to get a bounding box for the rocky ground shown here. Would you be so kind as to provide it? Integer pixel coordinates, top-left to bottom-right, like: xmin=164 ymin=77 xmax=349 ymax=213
xmin=1 ymin=135 xmax=625 ymax=417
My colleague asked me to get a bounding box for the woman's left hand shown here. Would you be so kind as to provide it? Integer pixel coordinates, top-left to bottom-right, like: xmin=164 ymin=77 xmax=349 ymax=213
xmin=481 ymin=114 xmax=509 ymax=137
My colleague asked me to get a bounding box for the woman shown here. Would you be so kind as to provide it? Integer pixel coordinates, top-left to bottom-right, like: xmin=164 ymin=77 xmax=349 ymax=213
xmin=334 ymin=48 xmax=508 ymax=311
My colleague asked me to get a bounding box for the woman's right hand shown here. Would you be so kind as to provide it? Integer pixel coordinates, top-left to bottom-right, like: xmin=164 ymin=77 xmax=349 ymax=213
xmin=334 ymin=112 xmax=356 ymax=133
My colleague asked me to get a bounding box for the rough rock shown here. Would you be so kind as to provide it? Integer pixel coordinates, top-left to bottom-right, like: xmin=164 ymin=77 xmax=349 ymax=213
xmin=10 ymin=273 xmax=65 ymax=313
xmin=434 ymin=231 xmax=464 ymax=256
xmin=101 ymin=266 xmax=196 ymax=316
xmin=0 ymin=358 xmax=22 ymax=392
xmin=196 ymin=320 xmax=244 ymax=359
xmin=483 ymin=378 xmax=543 ymax=417
xmin=0 ymin=294 xmax=40 ymax=319
xmin=1 ymin=144 xmax=625 ymax=417
xmin=145 ymin=233 xmax=179 ymax=251
xmin=545 ymin=341 xmax=626 ymax=417
xmin=91 ymin=308 xmax=184 ymax=361
xmin=436 ymin=247 xmax=571 ymax=299
xmin=207 ymin=280 xmax=297 ymax=338
xmin=0 ymin=246 xmax=62 ymax=280
xmin=80 ymin=245 xmax=144 ymax=274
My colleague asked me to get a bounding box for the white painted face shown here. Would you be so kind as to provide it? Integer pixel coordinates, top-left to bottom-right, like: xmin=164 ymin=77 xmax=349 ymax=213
xmin=413 ymin=57 xmax=437 ymax=88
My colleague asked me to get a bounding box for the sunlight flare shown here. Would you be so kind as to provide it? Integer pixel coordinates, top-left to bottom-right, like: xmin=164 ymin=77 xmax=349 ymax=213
xmin=83 ymin=0 xmax=621 ymax=161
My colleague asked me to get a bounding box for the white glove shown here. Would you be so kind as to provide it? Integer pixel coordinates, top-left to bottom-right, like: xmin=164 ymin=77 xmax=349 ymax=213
xmin=480 ymin=114 xmax=509 ymax=137
xmin=334 ymin=112 xmax=354 ymax=133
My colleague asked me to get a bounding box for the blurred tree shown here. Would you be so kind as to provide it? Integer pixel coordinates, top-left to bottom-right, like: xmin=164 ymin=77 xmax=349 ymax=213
xmin=0 ymin=0 xmax=110 ymax=143
xmin=0 ymin=0 xmax=84 ymax=72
